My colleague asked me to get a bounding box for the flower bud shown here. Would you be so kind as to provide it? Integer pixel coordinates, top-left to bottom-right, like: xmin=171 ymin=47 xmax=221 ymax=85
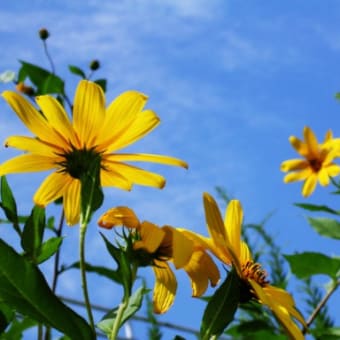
xmin=16 ymin=82 xmax=35 ymax=96
xmin=89 ymin=60 xmax=100 ymax=71
xmin=39 ymin=28 xmax=50 ymax=40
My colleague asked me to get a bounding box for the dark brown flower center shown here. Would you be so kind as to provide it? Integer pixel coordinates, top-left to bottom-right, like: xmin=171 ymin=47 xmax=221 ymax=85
xmin=309 ymin=158 xmax=322 ymax=172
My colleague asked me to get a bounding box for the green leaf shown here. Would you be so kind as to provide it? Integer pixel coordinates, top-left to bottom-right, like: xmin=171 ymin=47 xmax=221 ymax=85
xmin=0 ymin=302 xmax=14 ymax=333
xmin=97 ymin=286 xmax=146 ymax=335
xmin=68 ymin=65 xmax=86 ymax=78
xmin=295 ymin=203 xmax=340 ymax=215
xmin=18 ymin=61 xmax=64 ymax=95
xmin=36 ymin=237 xmax=63 ymax=264
xmin=0 ymin=239 xmax=94 ymax=339
xmin=68 ymin=261 xmax=122 ymax=284
xmin=0 ymin=316 xmax=36 ymax=340
xmin=307 ymin=217 xmax=340 ymax=239
xmin=21 ymin=206 xmax=46 ymax=261
xmin=94 ymin=79 xmax=107 ymax=92
xmin=200 ymin=269 xmax=241 ymax=339
xmin=284 ymin=252 xmax=340 ymax=279
xmin=0 ymin=176 xmax=18 ymax=225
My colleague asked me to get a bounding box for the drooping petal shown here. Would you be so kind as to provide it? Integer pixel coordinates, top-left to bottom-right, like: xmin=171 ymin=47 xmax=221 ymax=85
xmin=100 ymin=168 xmax=132 ymax=191
xmin=73 ymin=80 xmax=105 ymax=147
xmin=152 ymin=260 xmax=177 ymax=314
xmin=33 ymin=172 xmax=72 ymax=207
xmin=289 ymin=136 xmax=308 ymax=157
xmin=97 ymin=206 xmax=140 ymax=229
xmin=283 ymin=168 xmax=312 ymax=183
xmin=105 ymin=162 xmax=165 ymax=188
xmin=96 ymin=91 xmax=149 ymax=149
xmin=103 ymin=109 xmax=160 ymax=152
xmin=36 ymin=95 xmax=78 ymax=148
xmin=165 ymin=227 xmax=193 ymax=269
xmin=224 ymin=200 xmax=243 ymax=260
xmin=184 ymin=249 xmax=220 ymax=297
xmin=302 ymin=174 xmax=317 ymax=197
xmin=63 ymin=178 xmax=81 ymax=225
xmin=280 ymin=159 xmax=308 ymax=172
xmin=304 ymin=126 xmax=319 ymax=158
xmin=2 ymin=91 xmax=60 ymax=143
xmin=106 ymin=153 xmax=188 ymax=169
xmin=135 ymin=221 xmax=165 ymax=253
xmin=4 ymin=136 xmax=56 ymax=157
xmin=0 ymin=154 xmax=57 ymax=176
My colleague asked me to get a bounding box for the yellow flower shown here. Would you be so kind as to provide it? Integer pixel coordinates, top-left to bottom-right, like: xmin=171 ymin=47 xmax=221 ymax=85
xmin=281 ymin=126 xmax=340 ymax=197
xmin=98 ymin=206 xmax=220 ymax=313
xmin=184 ymin=193 xmax=306 ymax=340
xmin=0 ymin=80 xmax=188 ymax=225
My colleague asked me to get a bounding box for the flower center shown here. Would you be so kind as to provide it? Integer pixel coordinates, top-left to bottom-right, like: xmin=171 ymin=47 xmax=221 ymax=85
xmin=309 ymin=158 xmax=322 ymax=172
xmin=58 ymin=147 xmax=102 ymax=179
xmin=241 ymin=260 xmax=269 ymax=286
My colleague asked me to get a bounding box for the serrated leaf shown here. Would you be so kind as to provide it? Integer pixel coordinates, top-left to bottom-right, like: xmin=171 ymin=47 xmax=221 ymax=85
xmin=68 ymin=65 xmax=86 ymax=78
xmin=0 ymin=239 xmax=94 ymax=339
xmin=21 ymin=206 xmax=46 ymax=261
xmin=0 ymin=70 xmax=15 ymax=83
xmin=200 ymin=269 xmax=240 ymax=339
xmin=307 ymin=217 xmax=340 ymax=239
xmin=295 ymin=203 xmax=339 ymax=215
xmin=97 ymin=286 xmax=146 ymax=335
xmin=284 ymin=252 xmax=340 ymax=279
xmin=36 ymin=237 xmax=63 ymax=264
xmin=68 ymin=261 xmax=122 ymax=284
xmin=0 ymin=176 xmax=18 ymax=225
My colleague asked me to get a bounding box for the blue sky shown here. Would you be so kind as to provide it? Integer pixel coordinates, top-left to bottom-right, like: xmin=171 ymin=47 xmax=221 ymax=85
xmin=1 ymin=1 xmax=340 ymax=339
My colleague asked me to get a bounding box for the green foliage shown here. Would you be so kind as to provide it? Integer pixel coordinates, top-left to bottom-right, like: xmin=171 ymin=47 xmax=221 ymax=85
xmin=68 ymin=65 xmax=86 ymax=78
xmin=0 ymin=240 xmax=94 ymax=339
xmin=285 ymin=252 xmax=340 ymax=279
xmin=307 ymin=217 xmax=340 ymax=239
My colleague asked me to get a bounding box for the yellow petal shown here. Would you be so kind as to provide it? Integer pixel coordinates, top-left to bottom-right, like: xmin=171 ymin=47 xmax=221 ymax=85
xmin=184 ymin=249 xmax=220 ymax=297
xmin=325 ymin=164 xmax=340 ymax=177
xmin=34 ymin=172 xmax=72 ymax=207
xmin=304 ymin=126 xmax=319 ymax=158
xmin=240 ymin=241 xmax=252 ymax=263
xmin=283 ymin=168 xmax=312 ymax=183
xmin=63 ymin=179 xmax=81 ymax=226
xmin=323 ymin=129 xmax=333 ymax=143
xmin=4 ymin=136 xmax=56 ymax=157
xmin=225 ymin=200 xmax=243 ymax=260
xmin=97 ymin=206 xmax=140 ymax=229
xmin=106 ymin=153 xmax=188 ymax=169
xmin=152 ymin=260 xmax=177 ymax=314
xmin=135 ymin=221 xmax=165 ymax=253
xmin=280 ymin=159 xmax=308 ymax=172
xmin=289 ymin=135 xmax=308 ymax=157
xmin=73 ymin=80 xmax=105 ymax=147
xmin=100 ymin=168 xmax=132 ymax=191
xmin=166 ymin=227 xmax=194 ymax=269
xmin=97 ymin=91 xmax=149 ymax=149
xmin=105 ymin=162 xmax=165 ymax=188
xmin=103 ymin=109 xmax=160 ymax=152
xmin=36 ymin=95 xmax=78 ymax=148
xmin=0 ymin=154 xmax=57 ymax=176
xmin=317 ymin=168 xmax=330 ymax=186
xmin=302 ymin=174 xmax=317 ymax=197
xmin=2 ymin=91 xmax=60 ymax=143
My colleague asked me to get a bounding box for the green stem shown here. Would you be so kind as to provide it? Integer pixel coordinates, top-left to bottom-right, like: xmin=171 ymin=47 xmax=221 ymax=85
xmin=79 ymin=218 xmax=95 ymax=331
xmin=109 ymin=299 xmax=128 ymax=340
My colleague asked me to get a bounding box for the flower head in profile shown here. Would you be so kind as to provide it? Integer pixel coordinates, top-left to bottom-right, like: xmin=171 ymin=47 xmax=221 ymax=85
xmin=0 ymin=80 xmax=187 ymax=225
xmin=98 ymin=206 xmax=220 ymax=314
xmin=281 ymin=126 xmax=340 ymax=197
xmin=185 ymin=193 xmax=306 ymax=339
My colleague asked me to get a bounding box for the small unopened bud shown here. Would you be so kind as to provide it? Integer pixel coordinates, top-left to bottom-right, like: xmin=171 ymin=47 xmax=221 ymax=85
xmin=89 ymin=60 xmax=100 ymax=71
xmin=39 ymin=28 xmax=50 ymax=40
xmin=16 ymin=82 xmax=35 ymax=96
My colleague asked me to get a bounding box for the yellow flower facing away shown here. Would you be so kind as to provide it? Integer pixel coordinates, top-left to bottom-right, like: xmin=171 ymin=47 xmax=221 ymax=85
xmin=281 ymin=126 xmax=340 ymax=197
xmin=183 ymin=193 xmax=307 ymax=340
xmin=98 ymin=206 xmax=220 ymax=314
xmin=0 ymin=80 xmax=188 ymax=225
